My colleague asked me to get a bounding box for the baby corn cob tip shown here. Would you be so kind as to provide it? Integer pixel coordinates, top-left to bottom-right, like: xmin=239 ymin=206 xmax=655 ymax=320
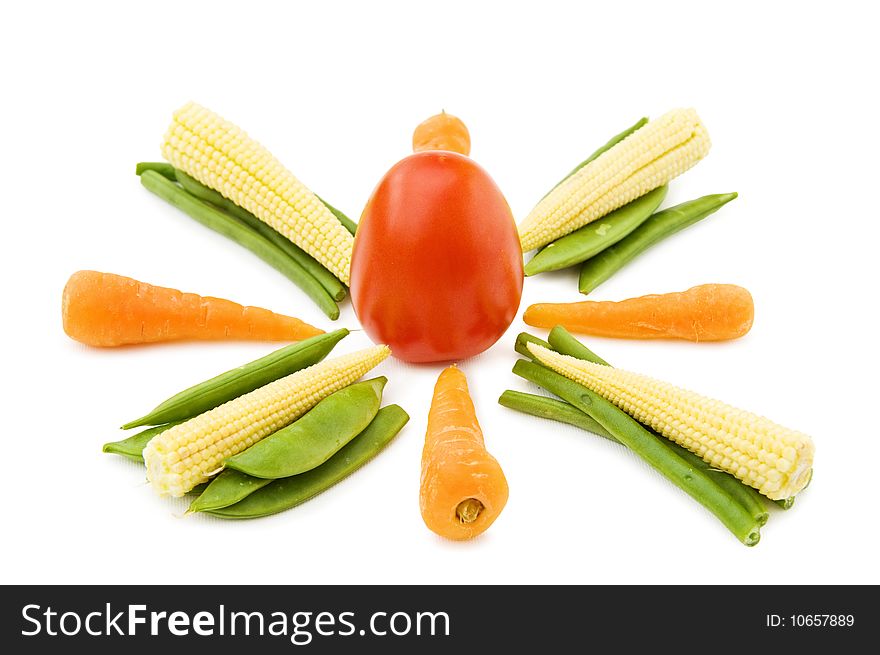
xmin=519 ymin=108 xmax=711 ymax=251
xmin=161 ymin=102 xmax=354 ymax=284
xmin=527 ymin=343 xmax=814 ymax=500
xmin=143 ymin=344 xmax=390 ymax=496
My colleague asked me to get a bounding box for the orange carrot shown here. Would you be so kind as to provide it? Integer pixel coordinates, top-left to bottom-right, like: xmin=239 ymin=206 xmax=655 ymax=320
xmin=523 ymin=283 xmax=754 ymax=342
xmin=62 ymin=271 xmax=324 ymax=347
xmin=420 ymin=366 xmax=508 ymax=540
xmin=412 ymin=111 xmax=471 ymax=156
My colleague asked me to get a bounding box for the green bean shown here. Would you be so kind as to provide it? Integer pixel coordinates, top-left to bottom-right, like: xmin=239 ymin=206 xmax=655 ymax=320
xmin=578 ymin=192 xmax=738 ymax=294
xmin=203 ymin=404 xmax=409 ymax=519
xmin=542 ymin=117 xmax=649 ymax=200
xmin=499 ymin=390 xmax=615 ymax=441
xmin=543 ymin=328 xmax=767 ymax=524
xmin=139 ymin=171 xmax=339 ymax=320
xmin=103 ymin=423 xmax=178 ymax=462
xmin=187 ymin=470 xmax=272 ymax=513
xmin=225 ymin=377 xmax=386 ymax=479
xmin=135 ymin=162 xmax=177 ymax=181
xmin=526 ymin=186 xmax=667 ymax=276
xmin=514 ymin=332 xmax=552 ymax=359
xmin=547 ymin=326 xmax=609 ymax=365
xmin=512 ymin=359 xmax=761 ymax=545
xmin=174 ymin=171 xmax=347 ymax=302
xmin=316 ymin=194 xmax=358 ymax=235
xmin=500 ymin=388 xmax=769 ymax=526
xmin=122 ymin=329 xmax=349 ymax=429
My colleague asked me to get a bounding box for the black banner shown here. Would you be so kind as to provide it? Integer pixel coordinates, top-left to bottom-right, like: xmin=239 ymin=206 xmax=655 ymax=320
xmin=1 ymin=585 xmax=870 ymax=652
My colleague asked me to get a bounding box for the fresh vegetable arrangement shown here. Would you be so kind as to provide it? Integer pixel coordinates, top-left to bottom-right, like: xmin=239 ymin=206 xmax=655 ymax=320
xmin=65 ymin=102 xmax=814 ymax=545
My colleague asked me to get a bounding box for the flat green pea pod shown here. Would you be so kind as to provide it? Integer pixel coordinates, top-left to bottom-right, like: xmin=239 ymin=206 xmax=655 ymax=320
xmin=103 ymin=423 xmax=179 ymax=462
xmin=187 ymin=470 xmax=273 ymax=513
xmin=525 ymin=185 xmax=667 ymax=276
xmin=174 ymin=170 xmax=347 ymax=303
xmin=578 ymin=192 xmax=738 ymax=294
xmin=203 ymin=404 xmax=409 ymax=519
xmin=122 ymin=329 xmax=349 ymax=429
xmin=225 ymin=377 xmax=387 ymax=479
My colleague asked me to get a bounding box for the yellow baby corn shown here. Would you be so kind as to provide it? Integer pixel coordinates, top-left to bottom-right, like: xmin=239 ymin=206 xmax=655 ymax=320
xmin=143 ymin=345 xmax=389 ymax=496
xmin=519 ymin=108 xmax=711 ymax=251
xmin=528 ymin=344 xmax=814 ymax=500
xmin=161 ymin=102 xmax=354 ymax=284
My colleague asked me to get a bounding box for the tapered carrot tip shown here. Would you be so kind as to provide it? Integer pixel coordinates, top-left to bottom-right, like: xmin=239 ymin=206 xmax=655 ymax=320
xmin=523 ymin=283 xmax=754 ymax=342
xmin=412 ymin=111 xmax=471 ymax=156
xmin=62 ymin=270 xmax=324 ymax=347
xmin=420 ymin=366 xmax=509 ymax=540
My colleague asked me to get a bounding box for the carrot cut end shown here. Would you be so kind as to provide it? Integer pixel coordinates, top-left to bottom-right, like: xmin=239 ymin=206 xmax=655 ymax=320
xmin=456 ymin=498 xmax=484 ymax=524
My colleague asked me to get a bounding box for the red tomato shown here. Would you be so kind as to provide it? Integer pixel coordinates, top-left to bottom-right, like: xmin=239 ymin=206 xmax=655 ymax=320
xmin=351 ymin=151 xmax=523 ymax=363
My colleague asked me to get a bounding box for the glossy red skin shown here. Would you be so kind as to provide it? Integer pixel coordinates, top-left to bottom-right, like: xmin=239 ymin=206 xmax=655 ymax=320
xmin=351 ymin=151 xmax=523 ymax=363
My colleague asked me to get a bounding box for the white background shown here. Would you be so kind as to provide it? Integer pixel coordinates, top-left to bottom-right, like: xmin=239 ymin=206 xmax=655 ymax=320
xmin=2 ymin=0 xmax=878 ymax=585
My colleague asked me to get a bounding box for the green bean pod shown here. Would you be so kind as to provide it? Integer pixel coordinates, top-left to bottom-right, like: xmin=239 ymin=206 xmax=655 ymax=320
xmin=578 ymin=192 xmax=738 ymax=294
xmin=499 ymin=390 xmax=615 ymax=442
xmin=499 ymin=388 xmax=768 ymax=526
xmin=187 ymin=470 xmax=273 ymax=513
xmin=225 ymin=377 xmax=387 ymax=479
xmin=316 ymin=194 xmax=358 ymax=235
xmin=543 ymin=117 xmax=649 ymax=200
xmin=542 ymin=327 xmax=767 ymax=524
xmin=204 ymin=404 xmax=409 ymax=519
xmin=174 ymin=171 xmax=347 ymax=302
xmin=514 ymin=332 xmax=552 ymax=359
xmin=546 ymin=326 xmax=609 ymax=366
xmin=122 ymin=329 xmax=349 ymax=429
xmin=512 ymin=359 xmax=761 ymax=546
xmin=103 ymin=423 xmax=178 ymax=462
xmin=135 ymin=162 xmax=177 ymax=181
xmin=139 ymin=171 xmax=340 ymax=319
xmin=525 ymin=185 xmax=667 ymax=276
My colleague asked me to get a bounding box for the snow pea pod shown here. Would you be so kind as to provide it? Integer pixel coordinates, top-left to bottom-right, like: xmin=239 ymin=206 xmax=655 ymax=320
xmin=174 ymin=170 xmax=347 ymax=302
xmin=140 ymin=171 xmax=340 ymax=319
xmin=122 ymin=329 xmax=349 ymax=429
xmin=187 ymin=469 xmax=273 ymax=513
xmin=578 ymin=192 xmax=738 ymax=294
xmin=225 ymin=377 xmax=387 ymax=479
xmin=103 ymin=423 xmax=179 ymax=462
xmin=525 ymin=185 xmax=667 ymax=275
xmin=204 ymin=404 xmax=409 ymax=519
